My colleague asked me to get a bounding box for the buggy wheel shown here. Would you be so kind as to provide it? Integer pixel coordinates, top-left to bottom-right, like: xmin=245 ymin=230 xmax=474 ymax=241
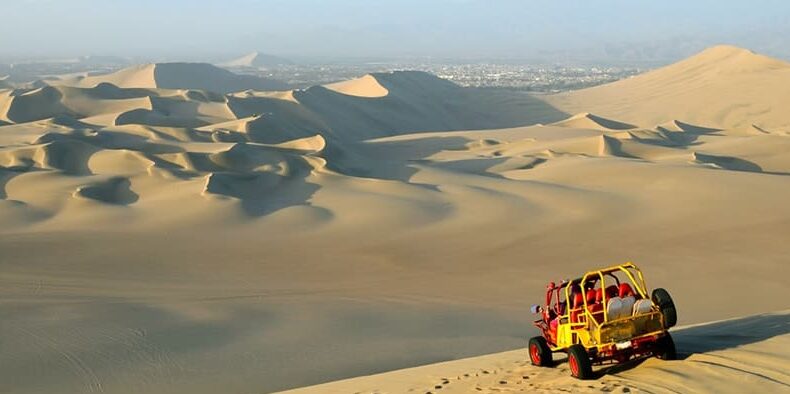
xmin=567 ymin=344 xmax=593 ymax=379
xmin=655 ymin=333 xmax=677 ymax=360
xmin=652 ymin=288 xmax=677 ymax=328
xmin=528 ymin=336 xmax=552 ymax=367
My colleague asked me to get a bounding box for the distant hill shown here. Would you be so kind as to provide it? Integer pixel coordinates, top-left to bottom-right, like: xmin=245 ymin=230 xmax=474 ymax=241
xmin=219 ymin=52 xmax=294 ymax=68
xmin=50 ymin=62 xmax=289 ymax=94
xmin=545 ymin=45 xmax=790 ymax=130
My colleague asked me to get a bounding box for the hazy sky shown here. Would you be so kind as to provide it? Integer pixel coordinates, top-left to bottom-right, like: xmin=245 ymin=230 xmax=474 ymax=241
xmin=2 ymin=0 xmax=789 ymax=62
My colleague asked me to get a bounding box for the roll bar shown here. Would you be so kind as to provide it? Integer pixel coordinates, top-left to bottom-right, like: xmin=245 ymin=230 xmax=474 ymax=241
xmin=563 ymin=262 xmax=649 ymax=327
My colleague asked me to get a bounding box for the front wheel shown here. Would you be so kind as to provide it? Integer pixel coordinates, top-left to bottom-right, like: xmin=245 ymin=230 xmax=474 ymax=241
xmin=529 ymin=336 xmax=552 ymax=367
xmin=652 ymin=288 xmax=677 ymax=328
xmin=567 ymin=344 xmax=594 ymax=379
xmin=655 ymin=333 xmax=677 ymax=360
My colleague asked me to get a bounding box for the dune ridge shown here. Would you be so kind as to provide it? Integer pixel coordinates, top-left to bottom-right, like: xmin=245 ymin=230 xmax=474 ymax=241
xmin=546 ymin=45 xmax=790 ymax=130
xmin=324 ymin=74 xmax=390 ymax=98
xmin=552 ymin=112 xmax=637 ymax=131
xmin=48 ymin=62 xmax=290 ymax=93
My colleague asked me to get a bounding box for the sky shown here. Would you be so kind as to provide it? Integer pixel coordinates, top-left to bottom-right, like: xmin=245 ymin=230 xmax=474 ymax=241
xmin=2 ymin=0 xmax=789 ymax=63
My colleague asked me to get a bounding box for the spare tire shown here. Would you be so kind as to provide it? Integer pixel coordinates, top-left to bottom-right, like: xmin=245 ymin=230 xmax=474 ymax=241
xmin=652 ymin=288 xmax=677 ymax=328
xmin=655 ymin=332 xmax=677 ymax=360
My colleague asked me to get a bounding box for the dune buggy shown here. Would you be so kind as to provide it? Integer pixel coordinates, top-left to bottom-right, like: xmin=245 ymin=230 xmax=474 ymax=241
xmin=528 ymin=262 xmax=677 ymax=379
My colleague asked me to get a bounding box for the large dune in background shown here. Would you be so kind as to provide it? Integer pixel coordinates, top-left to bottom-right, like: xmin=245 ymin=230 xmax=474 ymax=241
xmin=0 ymin=46 xmax=788 ymax=393
xmin=545 ymin=45 xmax=790 ymax=131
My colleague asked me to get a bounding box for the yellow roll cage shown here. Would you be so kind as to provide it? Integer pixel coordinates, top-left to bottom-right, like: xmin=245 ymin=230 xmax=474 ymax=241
xmin=552 ymin=262 xmax=665 ymax=351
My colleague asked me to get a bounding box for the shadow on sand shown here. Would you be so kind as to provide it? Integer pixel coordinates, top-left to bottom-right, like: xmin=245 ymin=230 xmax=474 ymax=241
xmin=596 ymin=311 xmax=790 ymax=377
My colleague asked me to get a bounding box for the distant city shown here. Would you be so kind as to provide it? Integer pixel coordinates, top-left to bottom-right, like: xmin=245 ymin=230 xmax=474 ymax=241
xmin=241 ymin=63 xmax=644 ymax=93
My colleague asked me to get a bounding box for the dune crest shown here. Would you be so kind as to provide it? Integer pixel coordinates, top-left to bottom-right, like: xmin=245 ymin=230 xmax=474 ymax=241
xmin=324 ymin=74 xmax=389 ymax=98
xmin=656 ymin=119 xmax=721 ymax=134
xmin=683 ymin=44 xmax=790 ymax=72
xmin=545 ymin=45 xmax=790 ymax=130
xmin=552 ymin=112 xmax=637 ymax=130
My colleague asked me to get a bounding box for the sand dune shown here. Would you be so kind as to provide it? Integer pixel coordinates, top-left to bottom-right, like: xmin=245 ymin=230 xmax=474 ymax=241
xmin=1 ymin=45 xmax=789 ymax=394
xmin=655 ymin=119 xmax=720 ymax=134
xmin=552 ymin=112 xmax=637 ymax=131
xmin=1 ymin=70 xmax=558 ymax=141
xmin=546 ymin=45 xmax=790 ymax=130
xmin=1 ymin=84 xmax=229 ymax=126
xmin=51 ymin=62 xmax=290 ymax=93
xmin=4 ymin=86 xmax=72 ymax=123
xmin=324 ymin=74 xmax=390 ymax=97
xmin=74 ymin=176 xmax=138 ymax=204
xmin=282 ymin=311 xmax=790 ymax=393
xmin=3 ymin=113 xmax=787 ymax=392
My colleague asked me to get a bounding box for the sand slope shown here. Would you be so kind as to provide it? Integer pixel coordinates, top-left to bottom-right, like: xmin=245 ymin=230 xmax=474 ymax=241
xmin=324 ymin=74 xmax=390 ymax=97
xmin=1 ymin=46 xmax=789 ymax=394
xmin=546 ymin=45 xmax=790 ymax=131
xmin=2 ymin=116 xmax=788 ymax=393
xmin=281 ymin=311 xmax=790 ymax=393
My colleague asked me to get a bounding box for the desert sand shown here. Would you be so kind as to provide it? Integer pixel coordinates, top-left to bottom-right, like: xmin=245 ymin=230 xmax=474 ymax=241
xmin=545 ymin=45 xmax=790 ymax=131
xmin=282 ymin=311 xmax=790 ymax=393
xmin=1 ymin=46 xmax=789 ymax=393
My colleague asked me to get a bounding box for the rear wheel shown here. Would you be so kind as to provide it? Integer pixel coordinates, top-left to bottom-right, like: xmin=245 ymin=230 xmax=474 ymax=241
xmin=655 ymin=333 xmax=677 ymax=360
xmin=529 ymin=336 xmax=552 ymax=367
xmin=652 ymin=288 xmax=677 ymax=328
xmin=567 ymin=344 xmax=594 ymax=379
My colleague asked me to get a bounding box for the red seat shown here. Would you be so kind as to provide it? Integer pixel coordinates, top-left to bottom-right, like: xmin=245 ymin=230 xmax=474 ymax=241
xmin=570 ymin=292 xmax=585 ymax=323
xmin=586 ymin=289 xmax=597 ymax=304
xmin=589 ymin=288 xmax=605 ymax=323
xmin=619 ymin=283 xmax=636 ymax=298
